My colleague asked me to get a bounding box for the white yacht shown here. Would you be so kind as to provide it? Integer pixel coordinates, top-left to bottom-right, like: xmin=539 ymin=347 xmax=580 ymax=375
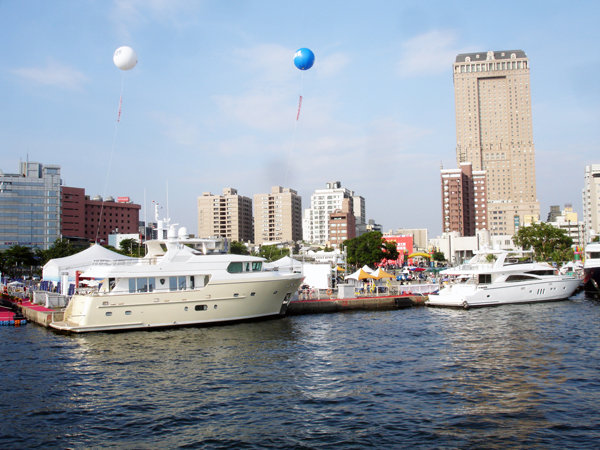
xmin=583 ymin=240 xmax=600 ymax=298
xmin=50 ymin=235 xmax=304 ymax=333
xmin=426 ymin=250 xmax=581 ymax=309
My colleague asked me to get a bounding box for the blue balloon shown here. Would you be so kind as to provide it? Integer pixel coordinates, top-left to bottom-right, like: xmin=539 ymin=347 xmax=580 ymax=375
xmin=294 ymin=48 xmax=315 ymax=70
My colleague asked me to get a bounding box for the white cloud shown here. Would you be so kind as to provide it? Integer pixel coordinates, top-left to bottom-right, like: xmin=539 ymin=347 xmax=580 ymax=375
xmin=149 ymin=111 xmax=199 ymax=145
xmin=316 ymin=51 xmax=351 ymax=78
xmin=111 ymin=0 xmax=200 ymax=38
xmin=11 ymin=59 xmax=88 ymax=91
xmin=397 ymin=30 xmax=477 ymax=77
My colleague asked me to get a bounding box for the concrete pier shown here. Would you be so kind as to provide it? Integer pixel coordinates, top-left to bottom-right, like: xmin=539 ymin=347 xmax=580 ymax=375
xmin=287 ymin=295 xmax=425 ymax=315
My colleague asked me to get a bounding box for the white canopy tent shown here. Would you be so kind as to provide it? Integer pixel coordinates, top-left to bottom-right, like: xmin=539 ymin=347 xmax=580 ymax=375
xmin=42 ymin=244 xmax=134 ymax=283
xmin=263 ymin=256 xmax=303 ymax=272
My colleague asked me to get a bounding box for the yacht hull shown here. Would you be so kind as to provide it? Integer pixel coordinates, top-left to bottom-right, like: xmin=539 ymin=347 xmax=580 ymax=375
xmin=426 ymin=277 xmax=581 ymax=309
xmin=50 ymin=274 xmax=303 ymax=333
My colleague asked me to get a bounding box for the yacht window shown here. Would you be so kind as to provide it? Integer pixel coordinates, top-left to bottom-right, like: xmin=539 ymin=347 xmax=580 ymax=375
xmin=178 ymin=276 xmax=186 ymax=290
xmin=506 ymin=274 xmax=538 ymax=282
xmin=195 ymin=304 xmax=207 ymax=311
xmin=137 ymin=278 xmax=148 ymax=292
xmin=148 ymin=278 xmax=155 ymax=292
xmin=129 ymin=278 xmax=136 ymax=293
xmin=252 ymin=262 xmax=262 ymax=271
xmin=169 ymin=277 xmax=177 ymax=291
xmin=109 ymin=278 xmax=116 ymax=292
xmin=227 ymin=262 xmax=243 ymax=273
xmin=478 ymin=274 xmax=492 ymax=284
xmin=525 ymin=270 xmax=554 ymax=276
xmin=588 ymin=252 xmax=600 ymax=259
xmin=190 ymin=276 xmax=195 ymax=290
xmin=160 ymin=243 xmax=168 ymax=252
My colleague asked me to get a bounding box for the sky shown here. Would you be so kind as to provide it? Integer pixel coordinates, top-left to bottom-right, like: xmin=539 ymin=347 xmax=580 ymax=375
xmin=1 ymin=0 xmax=599 ymax=238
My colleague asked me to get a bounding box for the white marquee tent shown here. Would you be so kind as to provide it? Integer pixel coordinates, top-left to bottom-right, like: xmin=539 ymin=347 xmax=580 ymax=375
xmin=43 ymin=244 xmax=133 ymax=283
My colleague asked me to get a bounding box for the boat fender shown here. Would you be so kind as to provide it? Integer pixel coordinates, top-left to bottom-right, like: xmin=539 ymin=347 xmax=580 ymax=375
xmin=462 ymin=301 xmax=469 ymax=310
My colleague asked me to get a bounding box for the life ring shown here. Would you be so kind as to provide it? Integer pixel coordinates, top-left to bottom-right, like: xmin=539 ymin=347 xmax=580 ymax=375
xmin=326 ymin=289 xmax=333 ymax=296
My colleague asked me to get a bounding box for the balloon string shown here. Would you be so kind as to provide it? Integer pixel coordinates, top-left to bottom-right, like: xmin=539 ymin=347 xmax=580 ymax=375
xmin=95 ymin=73 xmax=125 ymax=244
xmin=283 ymin=72 xmax=305 ymax=187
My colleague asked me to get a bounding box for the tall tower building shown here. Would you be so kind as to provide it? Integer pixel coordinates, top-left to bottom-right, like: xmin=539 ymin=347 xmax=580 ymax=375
xmin=198 ymin=188 xmax=253 ymax=242
xmin=583 ymin=164 xmax=600 ymax=241
xmin=453 ymin=50 xmax=540 ymax=236
xmin=253 ymin=186 xmax=302 ymax=245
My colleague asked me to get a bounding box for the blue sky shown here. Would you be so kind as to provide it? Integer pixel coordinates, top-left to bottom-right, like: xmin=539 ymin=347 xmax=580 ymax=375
xmin=1 ymin=0 xmax=599 ymax=237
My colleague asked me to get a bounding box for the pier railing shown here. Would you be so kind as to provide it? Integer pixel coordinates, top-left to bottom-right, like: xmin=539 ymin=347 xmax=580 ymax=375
xmin=297 ymin=284 xmax=439 ymax=300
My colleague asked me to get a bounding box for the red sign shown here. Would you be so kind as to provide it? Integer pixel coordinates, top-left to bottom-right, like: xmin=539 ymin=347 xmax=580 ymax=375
xmin=117 ymin=197 xmax=130 ymax=203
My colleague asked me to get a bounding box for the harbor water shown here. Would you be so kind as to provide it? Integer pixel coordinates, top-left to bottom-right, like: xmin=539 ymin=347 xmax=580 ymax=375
xmin=1 ymin=292 xmax=600 ymax=449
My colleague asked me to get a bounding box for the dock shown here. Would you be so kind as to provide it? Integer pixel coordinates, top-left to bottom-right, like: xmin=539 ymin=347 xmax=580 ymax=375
xmin=287 ymin=294 xmax=426 ymax=315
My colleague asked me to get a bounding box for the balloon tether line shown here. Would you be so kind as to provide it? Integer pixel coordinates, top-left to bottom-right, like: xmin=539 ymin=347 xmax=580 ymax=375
xmin=283 ymin=72 xmax=304 ymax=187
xmin=95 ymin=72 xmax=125 ymax=244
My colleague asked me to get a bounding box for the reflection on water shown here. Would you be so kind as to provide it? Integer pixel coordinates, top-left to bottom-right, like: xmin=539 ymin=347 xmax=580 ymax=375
xmin=1 ymin=293 xmax=600 ymax=449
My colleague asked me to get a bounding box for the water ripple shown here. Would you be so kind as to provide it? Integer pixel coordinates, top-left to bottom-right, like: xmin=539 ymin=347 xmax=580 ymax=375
xmin=1 ymin=293 xmax=600 ymax=449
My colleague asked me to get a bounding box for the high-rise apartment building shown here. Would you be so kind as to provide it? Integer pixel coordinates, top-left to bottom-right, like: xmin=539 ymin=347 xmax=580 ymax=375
xmin=198 ymin=188 xmax=253 ymax=242
xmin=0 ymin=161 xmax=61 ymax=250
xmin=453 ymin=50 xmax=540 ymax=236
xmin=253 ymin=186 xmax=302 ymax=245
xmin=441 ymin=162 xmax=487 ymax=236
xmin=583 ymin=164 xmax=600 ymax=241
xmin=303 ymin=181 xmax=358 ymax=245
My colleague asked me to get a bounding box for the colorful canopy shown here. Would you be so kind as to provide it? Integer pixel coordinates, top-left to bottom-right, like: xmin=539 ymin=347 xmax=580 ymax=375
xmin=371 ymin=268 xmax=395 ymax=279
xmin=345 ymin=268 xmax=377 ymax=281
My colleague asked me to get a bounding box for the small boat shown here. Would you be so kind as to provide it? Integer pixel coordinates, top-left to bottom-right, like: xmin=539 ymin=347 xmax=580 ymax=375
xmin=583 ymin=240 xmax=600 ymax=298
xmin=50 ymin=238 xmax=304 ymax=333
xmin=426 ymin=250 xmax=581 ymax=309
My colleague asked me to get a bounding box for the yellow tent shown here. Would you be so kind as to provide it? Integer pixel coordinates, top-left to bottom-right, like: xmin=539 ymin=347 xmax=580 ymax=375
xmin=371 ymin=268 xmax=395 ymax=279
xmin=345 ymin=268 xmax=377 ymax=281
xmin=408 ymin=252 xmax=431 ymax=259
xmin=335 ymin=266 xmax=345 ymax=272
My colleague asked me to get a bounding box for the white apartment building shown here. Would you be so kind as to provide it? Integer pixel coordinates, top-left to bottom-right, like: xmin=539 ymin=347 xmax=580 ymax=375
xmin=303 ymin=181 xmax=357 ymax=245
xmin=583 ymin=164 xmax=600 ymax=242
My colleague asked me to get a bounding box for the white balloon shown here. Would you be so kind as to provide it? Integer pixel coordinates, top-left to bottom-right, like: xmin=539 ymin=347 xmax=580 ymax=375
xmin=113 ymin=46 xmax=138 ymax=71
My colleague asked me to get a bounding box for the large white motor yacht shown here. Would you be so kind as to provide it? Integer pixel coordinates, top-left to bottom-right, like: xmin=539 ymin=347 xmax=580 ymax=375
xmin=426 ymin=250 xmax=581 ymax=309
xmin=50 ymin=239 xmax=304 ymax=333
xmin=583 ymin=240 xmax=600 ymax=298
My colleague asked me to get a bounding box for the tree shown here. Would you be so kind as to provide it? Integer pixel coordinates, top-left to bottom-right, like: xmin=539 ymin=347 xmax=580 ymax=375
xmin=118 ymin=238 xmax=144 ymax=257
xmin=512 ymin=222 xmax=573 ymax=263
xmin=230 ymin=241 xmax=249 ymax=255
xmin=40 ymin=238 xmax=83 ymax=265
xmin=2 ymin=245 xmax=37 ymax=278
xmin=343 ymin=232 xmax=399 ymax=269
xmin=258 ymin=245 xmax=289 ymax=262
xmin=432 ymin=251 xmax=445 ymax=262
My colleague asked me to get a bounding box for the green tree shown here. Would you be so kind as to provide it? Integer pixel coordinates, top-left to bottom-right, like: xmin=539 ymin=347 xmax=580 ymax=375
xmin=432 ymin=251 xmax=445 ymax=262
xmin=230 ymin=241 xmax=249 ymax=255
xmin=40 ymin=238 xmax=83 ymax=265
xmin=512 ymin=222 xmax=573 ymax=263
xmin=2 ymin=245 xmax=37 ymax=277
xmin=258 ymin=245 xmax=289 ymax=262
xmin=343 ymin=232 xmax=399 ymax=269
xmin=118 ymin=238 xmax=144 ymax=257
